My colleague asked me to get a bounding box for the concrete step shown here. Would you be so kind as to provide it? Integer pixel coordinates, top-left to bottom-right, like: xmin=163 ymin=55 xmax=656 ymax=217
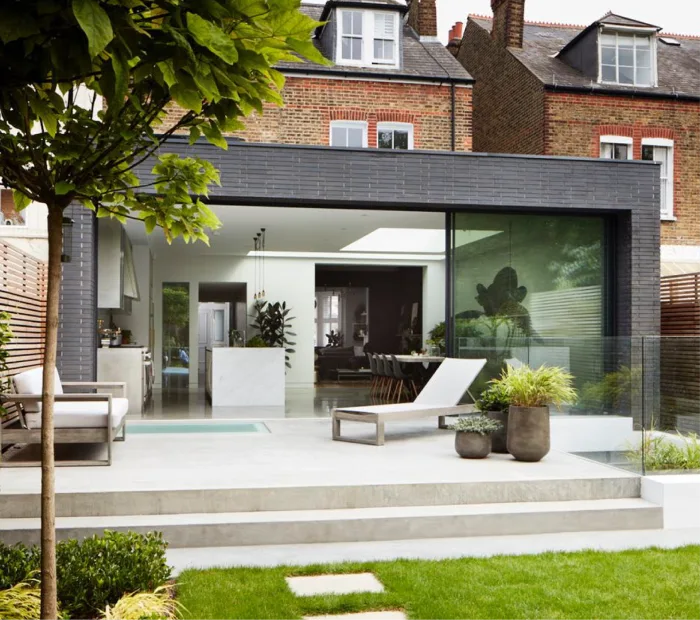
xmin=0 ymin=476 xmax=642 ymax=519
xmin=0 ymin=498 xmax=663 ymax=548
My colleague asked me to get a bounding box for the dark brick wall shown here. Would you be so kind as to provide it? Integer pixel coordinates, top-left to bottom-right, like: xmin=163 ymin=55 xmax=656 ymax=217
xmin=57 ymin=204 xmax=97 ymax=381
xmin=142 ymin=141 xmax=660 ymax=339
xmin=457 ymin=19 xmax=544 ymax=154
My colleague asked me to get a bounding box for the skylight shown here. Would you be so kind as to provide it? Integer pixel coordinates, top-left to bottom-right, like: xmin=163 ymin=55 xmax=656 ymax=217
xmin=340 ymin=228 xmax=501 ymax=254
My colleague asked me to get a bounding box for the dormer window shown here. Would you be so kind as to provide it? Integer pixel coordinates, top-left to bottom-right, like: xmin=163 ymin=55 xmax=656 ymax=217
xmin=337 ymin=9 xmax=399 ymax=68
xmin=600 ymin=31 xmax=656 ymax=87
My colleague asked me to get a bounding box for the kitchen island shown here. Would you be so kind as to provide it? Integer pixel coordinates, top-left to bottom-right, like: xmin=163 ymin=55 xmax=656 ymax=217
xmin=205 ymin=347 xmax=285 ymax=407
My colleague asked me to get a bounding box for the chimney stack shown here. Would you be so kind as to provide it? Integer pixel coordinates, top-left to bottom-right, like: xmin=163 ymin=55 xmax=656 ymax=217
xmin=491 ymin=0 xmax=525 ymax=49
xmin=408 ymin=0 xmax=438 ymax=40
xmin=446 ymin=21 xmax=464 ymax=56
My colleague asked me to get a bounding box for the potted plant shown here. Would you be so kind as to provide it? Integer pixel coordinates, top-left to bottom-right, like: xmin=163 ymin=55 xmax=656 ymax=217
xmin=251 ymin=300 xmax=296 ymax=368
xmin=493 ymin=364 xmax=577 ymax=462
xmin=449 ymin=415 xmax=503 ymax=459
xmin=475 ymin=381 xmax=511 ymax=453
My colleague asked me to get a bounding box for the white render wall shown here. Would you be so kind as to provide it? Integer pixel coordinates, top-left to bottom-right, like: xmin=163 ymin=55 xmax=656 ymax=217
xmin=150 ymin=250 xmax=445 ymax=388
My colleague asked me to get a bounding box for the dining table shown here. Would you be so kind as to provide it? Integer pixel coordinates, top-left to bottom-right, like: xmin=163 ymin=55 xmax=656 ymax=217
xmin=393 ymin=355 xmax=445 ymax=364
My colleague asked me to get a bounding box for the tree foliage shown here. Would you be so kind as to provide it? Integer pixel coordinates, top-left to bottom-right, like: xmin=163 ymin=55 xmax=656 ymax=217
xmin=0 ymin=0 xmax=326 ymax=234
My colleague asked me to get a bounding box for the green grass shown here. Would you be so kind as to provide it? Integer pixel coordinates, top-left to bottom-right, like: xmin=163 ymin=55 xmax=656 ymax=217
xmin=177 ymin=546 xmax=700 ymax=619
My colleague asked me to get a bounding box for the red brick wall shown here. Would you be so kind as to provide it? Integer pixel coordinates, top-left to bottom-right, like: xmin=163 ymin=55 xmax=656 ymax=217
xmin=544 ymin=91 xmax=700 ymax=245
xmin=457 ymin=19 xmax=544 ymax=154
xmin=160 ymin=76 xmax=473 ymax=152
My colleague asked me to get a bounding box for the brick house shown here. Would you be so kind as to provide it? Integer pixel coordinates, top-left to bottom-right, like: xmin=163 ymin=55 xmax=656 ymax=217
xmin=160 ymin=0 xmax=473 ymax=152
xmin=451 ymin=0 xmax=700 ymax=275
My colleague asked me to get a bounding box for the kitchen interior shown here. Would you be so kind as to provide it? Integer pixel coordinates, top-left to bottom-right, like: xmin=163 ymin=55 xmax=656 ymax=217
xmin=97 ymin=219 xmax=154 ymax=415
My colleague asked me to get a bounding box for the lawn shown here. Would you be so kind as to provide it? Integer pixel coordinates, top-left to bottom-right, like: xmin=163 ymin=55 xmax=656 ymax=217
xmin=177 ymin=546 xmax=700 ymax=619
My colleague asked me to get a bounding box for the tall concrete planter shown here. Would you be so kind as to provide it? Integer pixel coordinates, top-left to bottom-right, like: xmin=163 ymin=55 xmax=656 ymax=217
xmin=486 ymin=410 xmax=509 ymax=453
xmin=507 ymin=406 xmax=550 ymax=462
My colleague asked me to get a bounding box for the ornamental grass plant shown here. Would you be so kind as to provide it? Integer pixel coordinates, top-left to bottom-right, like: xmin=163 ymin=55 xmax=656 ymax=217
xmin=492 ymin=364 xmax=577 ymax=408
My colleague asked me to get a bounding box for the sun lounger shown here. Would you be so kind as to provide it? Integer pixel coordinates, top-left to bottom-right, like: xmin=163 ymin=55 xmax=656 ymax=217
xmin=332 ymin=357 xmax=487 ymax=445
xmin=0 ymin=367 xmax=128 ymax=466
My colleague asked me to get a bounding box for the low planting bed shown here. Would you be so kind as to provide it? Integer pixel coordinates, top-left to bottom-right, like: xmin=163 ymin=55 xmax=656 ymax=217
xmin=0 ymin=531 xmax=174 ymax=619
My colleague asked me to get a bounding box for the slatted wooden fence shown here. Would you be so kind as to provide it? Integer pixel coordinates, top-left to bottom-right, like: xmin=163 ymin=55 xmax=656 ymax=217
xmin=0 ymin=240 xmax=47 ymax=421
xmin=660 ymin=273 xmax=700 ymax=433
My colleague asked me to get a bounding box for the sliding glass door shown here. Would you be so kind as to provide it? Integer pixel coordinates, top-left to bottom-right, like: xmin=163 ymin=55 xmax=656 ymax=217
xmin=448 ymin=212 xmax=610 ymax=395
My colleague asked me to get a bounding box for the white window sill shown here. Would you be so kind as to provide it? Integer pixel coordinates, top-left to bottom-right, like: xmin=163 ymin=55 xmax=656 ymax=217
xmin=661 ymin=215 xmax=677 ymax=222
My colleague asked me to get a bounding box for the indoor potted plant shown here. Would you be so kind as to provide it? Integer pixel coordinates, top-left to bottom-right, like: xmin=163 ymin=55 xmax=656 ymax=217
xmin=475 ymin=381 xmax=511 ymax=453
xmin=493 ymin=364 xmax=577 ymax=462
xmin=449 ymin=415 xmax=502 ymax=459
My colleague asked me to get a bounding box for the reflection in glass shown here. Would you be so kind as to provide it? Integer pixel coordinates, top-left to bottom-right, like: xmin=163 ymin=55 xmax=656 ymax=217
xmin=452 ymin=213 xmax=607 ymax=399
xmin=163 ymin=283 xmax=190 ymax=385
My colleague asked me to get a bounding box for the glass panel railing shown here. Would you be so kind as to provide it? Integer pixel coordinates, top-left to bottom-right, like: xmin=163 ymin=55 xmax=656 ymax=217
xmin=639 ymin=336 xmax=700 ymax=475
xmin=455 ymin=336 xmax=645 ymax=474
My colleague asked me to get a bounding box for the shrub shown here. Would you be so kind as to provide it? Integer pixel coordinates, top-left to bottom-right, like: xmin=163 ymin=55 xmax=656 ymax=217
xmin=492 ymin=364 xmax=577 ymax=409
xmin=1 ymin=532 xmax=171 ymax=619
xmin=0 ymin=579 xmax=42 ymax=620
xmin=57 ymin=531 xmax=171 ymax=619
xmin=101 ymin=585 xmax=182 ymax=620
xmin=449 ymin=415 xmax=502 ymax=435
xmin=475 ymin=382 xmax=510 ymax=413
xmin=0 ymin=543 xmax=40 ymax=590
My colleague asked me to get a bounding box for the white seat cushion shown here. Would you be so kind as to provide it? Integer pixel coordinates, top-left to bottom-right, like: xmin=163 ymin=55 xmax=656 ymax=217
xmin=24 ymin=398 xmax=129 ymax=430
xmin=13 ymin=367 xmax=63 ymax=413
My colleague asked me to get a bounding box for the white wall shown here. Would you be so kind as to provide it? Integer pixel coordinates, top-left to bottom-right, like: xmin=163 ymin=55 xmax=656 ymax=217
xmin=113 ymin=245 xmax=152 ymax=348
xmin=149 ymin=251 xmax=445 ymax=389
xmin=0 ymin=201 xmax=49 ymax=261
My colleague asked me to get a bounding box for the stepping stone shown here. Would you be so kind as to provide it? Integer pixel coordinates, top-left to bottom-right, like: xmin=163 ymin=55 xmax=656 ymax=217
xmin=286 ymin=573 xmax=385 ymax=596
xmin=304 ymin=613 xmax=406 ymax=620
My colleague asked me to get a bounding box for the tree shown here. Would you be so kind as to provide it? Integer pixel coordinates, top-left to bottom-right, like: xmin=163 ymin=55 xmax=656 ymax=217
xmin=0 ymin=1 xmax=326 ymax=615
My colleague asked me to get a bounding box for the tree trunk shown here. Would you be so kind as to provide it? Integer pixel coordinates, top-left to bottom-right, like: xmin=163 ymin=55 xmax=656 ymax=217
xmin=41 ymin=207 xmax=63 ymax=619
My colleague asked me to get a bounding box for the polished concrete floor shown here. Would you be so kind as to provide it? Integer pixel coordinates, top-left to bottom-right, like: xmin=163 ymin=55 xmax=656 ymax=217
xmin=133 ymin=383 xmax=374 ymax=420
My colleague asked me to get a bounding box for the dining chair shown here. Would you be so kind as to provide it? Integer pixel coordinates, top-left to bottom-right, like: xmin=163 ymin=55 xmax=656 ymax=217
xmin=390 ymin=355 xmax=418 ymax=402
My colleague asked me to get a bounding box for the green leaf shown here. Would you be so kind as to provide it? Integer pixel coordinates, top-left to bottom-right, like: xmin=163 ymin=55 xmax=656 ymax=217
xmin=0 ymin=7 xmax=38 ymax=44
xmin=55 ymin=181 xmax=76 ymax=195
xmin=186 ymin=12 xmax=238 ymax=64
xmin=11 ymin=190 xmax=32 ymax=211
xmin=109 ymin=50 xmax=129 ymax=114
xmin=170 ymin=84 xmax=203 ymax=114
xmin=72 ymin=0 xmax=114 ymax=58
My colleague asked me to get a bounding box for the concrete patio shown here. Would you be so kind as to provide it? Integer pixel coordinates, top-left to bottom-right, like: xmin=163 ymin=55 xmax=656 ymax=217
xmin=0 ymin=417 xmax=665 ymax=550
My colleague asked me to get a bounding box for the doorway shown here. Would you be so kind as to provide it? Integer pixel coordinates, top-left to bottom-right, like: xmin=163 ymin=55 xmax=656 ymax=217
xmin=198 ymin=282 xmax=247 ymax=383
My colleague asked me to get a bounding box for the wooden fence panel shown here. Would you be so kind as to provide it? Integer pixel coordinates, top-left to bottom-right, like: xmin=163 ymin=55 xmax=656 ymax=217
xmin=660 ymin=273 xmax=700 ymax=433
xmin=0 ymin=240 xmax=47 ymax=422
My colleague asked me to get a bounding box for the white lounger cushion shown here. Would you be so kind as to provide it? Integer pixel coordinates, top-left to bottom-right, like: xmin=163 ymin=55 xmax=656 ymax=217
xmin=24 ymin=398 xmax=129 ymax=430
xmin=13 ymin=367 xmax=63 ymax=413
xmin=336 ymin=358 xmax=487 ymax=415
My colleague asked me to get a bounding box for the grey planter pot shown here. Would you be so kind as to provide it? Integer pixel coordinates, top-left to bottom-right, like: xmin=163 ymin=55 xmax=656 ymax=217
xmin=507 ymin=406 xmax=550 ymax=462
xmin=455 ymin=431 xmax=491 ymax=459
xmin=486 ymin=410 xmax=509 ymax=453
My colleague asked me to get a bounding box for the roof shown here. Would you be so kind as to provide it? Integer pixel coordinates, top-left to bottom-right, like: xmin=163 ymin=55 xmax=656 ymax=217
xmin=469 ymin=15 xmax=700 ymax=100
xmin=597 ymin=12 xmax=661 ymax=30
xmin=274 ymin=3 xmax=473 ymax=83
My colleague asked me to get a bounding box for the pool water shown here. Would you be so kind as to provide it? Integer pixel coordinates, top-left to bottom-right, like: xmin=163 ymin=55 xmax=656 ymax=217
xmin=128 ymin=421 xmax=269 ymax=434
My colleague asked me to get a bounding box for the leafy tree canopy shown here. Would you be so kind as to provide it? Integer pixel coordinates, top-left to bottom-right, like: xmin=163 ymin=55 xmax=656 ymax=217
xmin=0 ymin=0 xmax=327 ymax=241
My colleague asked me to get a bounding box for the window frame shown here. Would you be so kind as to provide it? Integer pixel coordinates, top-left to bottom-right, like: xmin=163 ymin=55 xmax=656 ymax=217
xmin=598 ymin=28 xmax=658 ymax=88
xmin=599 ymin=135 xmax=633 ymax=160
xmin=329 ymin=120 xmax=369 ymax=148
xmin=377 ymin=122 xmax=414 ymax=150
xmin=336 ymin=9 xmax=400 ymax=68
xmin=642 ymin=137 xmax=675 ymax=220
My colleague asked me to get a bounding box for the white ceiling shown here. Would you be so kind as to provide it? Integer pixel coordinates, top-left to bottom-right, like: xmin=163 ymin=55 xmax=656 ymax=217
xmin=127 ymin=205 xmax=445 ymax=256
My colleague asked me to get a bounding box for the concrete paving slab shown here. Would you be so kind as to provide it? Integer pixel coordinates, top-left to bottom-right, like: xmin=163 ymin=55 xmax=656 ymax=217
xmin=0 ymin=418 xmax=637 ymax=495
xmin=167 ymin=528 xmax=700 ymax=573
xmin=286 ymin=573 xmax=385 ymax=596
